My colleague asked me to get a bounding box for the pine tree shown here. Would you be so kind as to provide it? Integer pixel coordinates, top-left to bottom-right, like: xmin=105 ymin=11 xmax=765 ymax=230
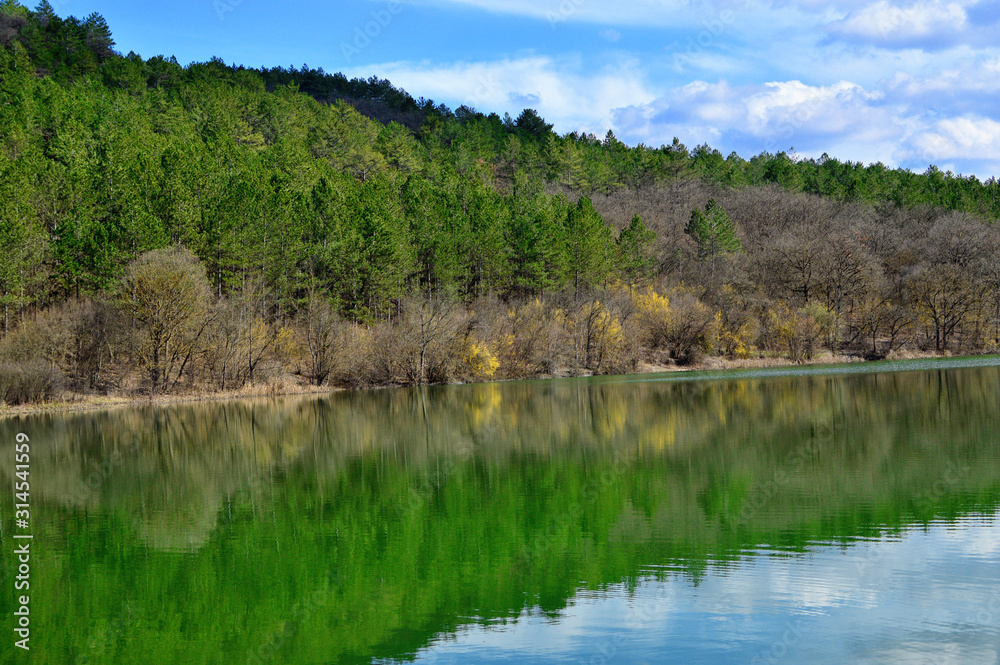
xmin=685 ymin=199 xmax=742 ymax=260
xmin=564 ymin=196 xmax=612 ymax=297
xmin=83 ymin=12 xmax=114 ymax=60
xmin=617 ymin=214 xmax=657 ymax=288
xmin=32 ymin=0 xmax=54 ymax=20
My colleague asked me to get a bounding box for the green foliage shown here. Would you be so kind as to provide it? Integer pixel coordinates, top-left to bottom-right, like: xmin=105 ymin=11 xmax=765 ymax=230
xmin=514 ymin=108 xmax=554 ymax=139
xmin=616 ymin=214 xmax=657 ymax=286
xmin=0 ymin=15 xmax=665 ymax=318
xmin=564 ymin=196 xmax=613 ymax=294
xmin=685 ymin=199 xmax=743 ymax=259
xmin=5 ymin=6 xmax=1000 ymax=382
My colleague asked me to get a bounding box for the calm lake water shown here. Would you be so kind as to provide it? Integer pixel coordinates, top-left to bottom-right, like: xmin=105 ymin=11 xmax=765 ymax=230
xmin=2 ymin=357 xmax=1000 ymax=664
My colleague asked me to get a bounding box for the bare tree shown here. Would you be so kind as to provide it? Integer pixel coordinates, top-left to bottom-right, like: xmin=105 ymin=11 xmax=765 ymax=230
xmin=399 ymin=296 xmax=463 ymax=385
xmin=121 ymin=246 xmax=212 ymax=392
xmin=301 ymin=295 xmax=343 ymax=386
xmin=907 ymin=264 xmax=983 ymax=352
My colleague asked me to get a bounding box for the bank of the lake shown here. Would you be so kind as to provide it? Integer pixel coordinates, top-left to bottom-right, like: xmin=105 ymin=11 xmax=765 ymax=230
xmin=0 ymin=348 xmax=977 ymax=420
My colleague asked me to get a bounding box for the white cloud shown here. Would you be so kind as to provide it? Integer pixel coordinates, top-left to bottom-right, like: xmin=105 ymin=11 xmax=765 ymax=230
xmin=349 ymin=15 xmax=1000 ymax=178
xmin=351 ymin=51 xmax=1000 ymax=176
xmin=914 ymin=116 xmax=1000 ymax=160
xmin=601 ymin=69 xmax=1000 ymax=176
xmin=743 ymin=80 xmax=885 ymax=134
xmin=407 ymin=0 xmax=925 ymax=25
xmin=887 ymin=57 xmax=1000 ymax=95
xmin=403 ymin=0 xmax=691 ymax=26
xmin=410 ymin=516 xmax=1000 ymax=664
xmin=614 ymin=79 xmax=902 ymax=161
xmin=830 ymin=0 xmax=967 ymax=43
xmin=347 ymin=56 xmax=657 ymax=136
xmin=600 ymin=28 xmax=623 ymax=43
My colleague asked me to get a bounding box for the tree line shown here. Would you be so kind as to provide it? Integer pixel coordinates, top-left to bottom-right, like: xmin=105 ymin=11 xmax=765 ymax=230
xmin=1 ymin=1 xmax=999 ymax=402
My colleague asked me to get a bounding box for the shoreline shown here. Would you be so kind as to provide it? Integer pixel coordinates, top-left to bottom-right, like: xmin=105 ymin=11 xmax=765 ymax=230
xmin=0 ymin=350 xmax=972 ymax=419
xmin=0 ymin=384 xmax=338 ymax=420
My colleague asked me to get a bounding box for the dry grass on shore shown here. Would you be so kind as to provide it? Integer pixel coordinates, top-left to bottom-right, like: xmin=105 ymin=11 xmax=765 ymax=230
xmin=0 ymin=380 xmax=335 ymax=420
xmin=0 ymin=349 xmax=961 ymax=420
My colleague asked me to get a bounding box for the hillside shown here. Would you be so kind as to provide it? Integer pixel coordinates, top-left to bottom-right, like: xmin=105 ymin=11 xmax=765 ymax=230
xmin=1 ymin=1 xmax=999 ymax=403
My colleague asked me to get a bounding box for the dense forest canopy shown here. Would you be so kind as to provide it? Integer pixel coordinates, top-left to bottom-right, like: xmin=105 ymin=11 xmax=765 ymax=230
xmin=1 ymin=0 xmax=1000 ymax=399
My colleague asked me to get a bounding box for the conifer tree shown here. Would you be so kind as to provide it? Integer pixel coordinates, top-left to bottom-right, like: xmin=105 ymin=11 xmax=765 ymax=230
xmin=685 ymin=199 xmax=743 ymax=260
xmin=617 ymin=214 xmax=657 ymax=288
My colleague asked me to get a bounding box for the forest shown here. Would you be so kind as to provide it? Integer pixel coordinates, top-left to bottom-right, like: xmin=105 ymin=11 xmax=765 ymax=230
xmin=2 ymin=0 xmax=1000 ymax=403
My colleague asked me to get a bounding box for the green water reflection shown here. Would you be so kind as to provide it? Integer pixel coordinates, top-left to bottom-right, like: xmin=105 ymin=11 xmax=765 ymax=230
xmin=1 ymin=359 xmax=999 ymax=664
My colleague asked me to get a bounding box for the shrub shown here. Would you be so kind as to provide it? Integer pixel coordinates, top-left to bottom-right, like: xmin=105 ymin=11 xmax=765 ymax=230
xmin=203 ymin=295 xmax=297 ymax=391
xmin=395 ymin=298 xmax=465 ymax=385
xmin=329 ymin=324 xmax=381 ymax=389
xmin=0 ymin=298 xmax=126 ymax=392
xmin=634 ymin=287 xmax=717 ymax=364
xmin=0 ymin=361 xmax=63 ymax=405
xmin=120 ymin=246 xmax=212 ymax=392
xmin=351 ymin=299 xmax=466 ymax=387
xmin=575 ymin=300 xmax=636 ymax=375
xmin=461 ymin=340 xmax=501 ymax=381
xmin=298 ymin=296 xmax=345 ymax=386
xmin=763 ymin=300 xmax=833 ymax=361
xmin=499 ymin=298 xmax=569 ymax=378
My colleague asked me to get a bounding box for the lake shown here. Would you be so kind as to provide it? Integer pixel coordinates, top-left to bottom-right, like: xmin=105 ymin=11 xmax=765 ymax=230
xmin=2 ymin=357 xmax=999 ymax=664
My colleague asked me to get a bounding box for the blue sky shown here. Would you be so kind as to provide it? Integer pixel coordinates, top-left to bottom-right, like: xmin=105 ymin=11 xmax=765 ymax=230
xmin=50 ymin=0 xmax=1000 ymax=178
